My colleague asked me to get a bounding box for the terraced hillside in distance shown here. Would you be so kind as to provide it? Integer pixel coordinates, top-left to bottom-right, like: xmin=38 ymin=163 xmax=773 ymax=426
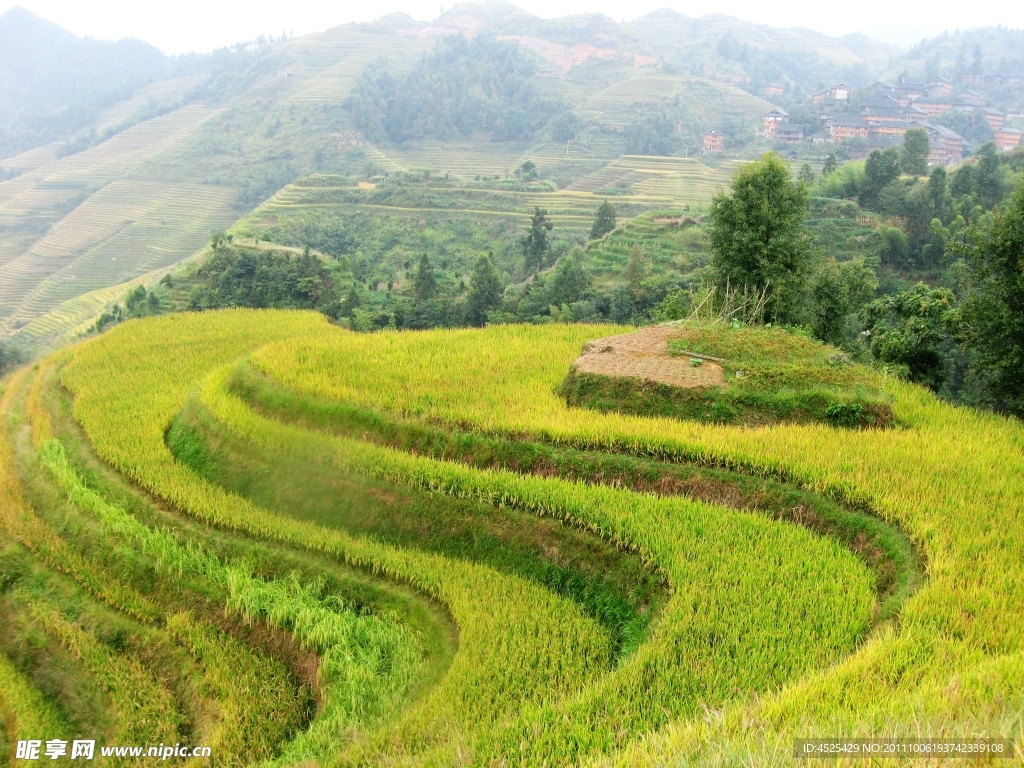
xmin=0 ymin=106 xmax=235 ymax=341
xmin=0 ymin=3 xmax=804 ymax=347
xmin=1 ymin=311 xmax=1020 ymax=765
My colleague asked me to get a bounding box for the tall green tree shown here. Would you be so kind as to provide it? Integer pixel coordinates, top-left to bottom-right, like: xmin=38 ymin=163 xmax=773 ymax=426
xmin=975 ymin=142 xmax=1005 ymax=210
xmin=822 ymin=153 xmax=838 ymax=176
xmin=522 ymin=207 xmax=553 ymax=273
xmin=860 ymin=147 xmax=901 ymax=209
xmin=413 ymin=253 xmax=438 ymax=302
xmin=548 ymin=255 xmax=591 ymax=307
xmin=927 ymin=165 xmax=951 ymax=223
xmin=956 ymin=176 xmax=1024 ymax=416
xmin=709 ymin=152 xmax=814 ymax=324
xmin=465 ymin=253 xmax=503 ymax=326
xmin=811 ymin=258 xmax=878 ymax=348
xmin=798 ymin=163 xmax=814 ymax=184
xmin=590 ymin=201 xmax=617 ymax=240
xmin=861 ymin=283 xmax=957 ymax=390
xmin=900 ymin=127 xmax=930 ymax=177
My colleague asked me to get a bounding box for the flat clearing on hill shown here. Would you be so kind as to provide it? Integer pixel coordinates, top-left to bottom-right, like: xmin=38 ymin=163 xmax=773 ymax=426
xmin=572 ymin=325 xmax=726 ymax=387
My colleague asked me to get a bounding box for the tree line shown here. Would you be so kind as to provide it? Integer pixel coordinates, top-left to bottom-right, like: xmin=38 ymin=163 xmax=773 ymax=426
xmin=346 ymin=35 xmax=563 ymax=143
xmin=708 ymin=151 xmax=1024 ymax=417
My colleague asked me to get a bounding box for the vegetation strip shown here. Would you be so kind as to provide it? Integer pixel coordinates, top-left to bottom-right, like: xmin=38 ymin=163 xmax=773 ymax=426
xmin=58 ymin=310 xmax=616 ymax=764
xmin=224 ymin=359 xmax=920 ymax=620
xmin=191 ymin=329 xmax=872 ymax=763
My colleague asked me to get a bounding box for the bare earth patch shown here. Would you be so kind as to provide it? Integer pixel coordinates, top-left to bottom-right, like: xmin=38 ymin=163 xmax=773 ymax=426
xmin=574 ymin=326 xmax=725 ymax=388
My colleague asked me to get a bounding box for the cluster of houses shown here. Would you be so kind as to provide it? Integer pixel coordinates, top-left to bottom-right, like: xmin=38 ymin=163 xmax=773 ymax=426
xmin=753 ymin=77 xmax=1022 ymax=165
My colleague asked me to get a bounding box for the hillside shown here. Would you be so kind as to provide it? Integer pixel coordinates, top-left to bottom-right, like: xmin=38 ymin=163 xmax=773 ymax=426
xmin=0 ymin=7 xmax=172 ymax=158
xmin=2 ymin=312 xmax=1021 ymax=764
xmin=1 ymin=2 xmax=1022 ymax=350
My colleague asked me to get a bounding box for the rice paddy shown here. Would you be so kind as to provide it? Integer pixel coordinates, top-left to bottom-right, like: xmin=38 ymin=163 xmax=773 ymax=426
xmin=3 ymin=310 xmax=1017 ymax=764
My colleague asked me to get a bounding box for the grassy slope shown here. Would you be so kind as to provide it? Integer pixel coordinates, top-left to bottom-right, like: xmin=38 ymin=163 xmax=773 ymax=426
xmin=16 ymin=311 xmax=887 ymax=765
xmin=251 ymin=321 xmax=1023 ymax=762
xmin=0 ymin=327 xmax=464 ymax=766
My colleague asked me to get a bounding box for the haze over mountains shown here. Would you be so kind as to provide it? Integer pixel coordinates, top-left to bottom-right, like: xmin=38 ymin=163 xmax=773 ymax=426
xmin=1 ymin=1 xmax=1022 ymax=348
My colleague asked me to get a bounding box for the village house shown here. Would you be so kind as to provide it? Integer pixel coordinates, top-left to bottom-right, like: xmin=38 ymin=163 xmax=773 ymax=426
xmin=911 ymin=97 xmax=961 ymax=118
xmin=984 ymin=72 xmax=1024 ymax=86
xmin=869 ymin=121 xmax=915 ymax=138
xmin=829 ymin=116 xmax=870 ymax=142
xmin=995 ymin=127 xmax=1022 ymax=151
xmin=761 ymin=108 xmax=789 ymax=136
xmin=811 ymin=83 xmax=851 ymax=102
xmin=926 ymin=78 xmax=953 ymax=97
xmin=926 ymin=124 xmax=966 ymax=165
xmin=702 ymin=129 xmax=725 ymax=152
xmin=983 ymin=107 xmax=1005 ymax=131
xmin=861 ymin=99 xmax=928 ymax=124
xmin=763 ymin=84 xmax=784 ymax=98
xmin=773 ymin=125 xmax=805 ymax=142
xmin=897 ymin=78 xmax=927 ymax=100
xmin=960 ymin=90 xmax=986 ymax=106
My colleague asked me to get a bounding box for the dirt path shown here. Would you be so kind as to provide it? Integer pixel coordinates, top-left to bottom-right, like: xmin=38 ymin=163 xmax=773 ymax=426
xmin=573 ymin=325 xmax=725 ymax=388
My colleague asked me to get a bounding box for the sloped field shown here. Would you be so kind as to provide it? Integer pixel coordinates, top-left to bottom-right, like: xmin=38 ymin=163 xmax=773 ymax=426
xmin=0 ymin=181 xmax=234 ymax=337
xmin=578 ymin=74 xmax=773 ymax=129
xmin=4 ymin=312 xmax=1016 ymax=764
xmin=0 ymin=106 xmax=226 ymax=342
xmin=568 ymin=155 xmax=739 ymax=205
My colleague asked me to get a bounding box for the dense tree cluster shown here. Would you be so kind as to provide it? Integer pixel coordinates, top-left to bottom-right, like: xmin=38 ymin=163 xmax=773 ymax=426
xmin=709 ymin=152 xmax=814 ymax=324
xmin=346 ymin=35 xmax=563 ymax=143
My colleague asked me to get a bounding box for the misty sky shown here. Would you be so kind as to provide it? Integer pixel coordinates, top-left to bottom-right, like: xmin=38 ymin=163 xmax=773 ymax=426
xmin=2 ymin=0 xmax=1021 ymax=54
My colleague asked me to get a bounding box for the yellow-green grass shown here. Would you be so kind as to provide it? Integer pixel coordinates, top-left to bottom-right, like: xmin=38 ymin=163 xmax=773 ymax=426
xmin=9 ymin=310 xmax=1022 ymax=763
xmin=2 ymin=354 xmax=453 ymax=766
xmin=55 ymin=310 xmax=615 ymax=764
xmin=250 ymin=322 xmax=1024 ymax=761
xmin=2 ymin=367 xmax=313 ymax=764
xmin=578 ymin=74 xmax=773 ymax=128
xmin=37 ymin=436 xmax=424 ymax=765
xmin=0 ymin=181 xmax=235 ymax=338
xmin=51 ymin=311 xmax=871 ymax=765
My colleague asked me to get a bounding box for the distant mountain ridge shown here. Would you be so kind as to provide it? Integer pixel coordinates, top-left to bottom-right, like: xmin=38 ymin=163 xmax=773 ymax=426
xmin=0 ymin=7 xmax=171 ymax=156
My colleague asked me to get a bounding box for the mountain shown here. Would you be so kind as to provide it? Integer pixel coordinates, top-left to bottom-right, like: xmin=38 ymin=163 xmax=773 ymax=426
xmin=629 ymin=9 xmax=898 ymax=94
xmin=0 ymin=7 xmax=172 ymax=157
xmin=889 ymin=26 xmax=1024 ymax=80
xmin=2 ymin=0 xmax=1020 ymax=349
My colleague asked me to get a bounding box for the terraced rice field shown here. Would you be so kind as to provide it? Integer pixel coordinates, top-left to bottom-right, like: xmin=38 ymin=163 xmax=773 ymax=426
xmin=2 ymin=312 xmax=1019 ymax=765
xmin=0 ymin=181 xmax=234 ymax=337
xmin=383 ymin=141 xmax=537 ymax=179
xmin=567 ymin=155 xmax=739 ymax=206
xmin=262 ymin=179 xmax=674 ymax=233
xmin=578 ymin=74 xmax=773 ymax=128
xmin=0 ymin=106 xmax=229 ymax=342
xmin=584 ymin=211 xmax=708 ymax=284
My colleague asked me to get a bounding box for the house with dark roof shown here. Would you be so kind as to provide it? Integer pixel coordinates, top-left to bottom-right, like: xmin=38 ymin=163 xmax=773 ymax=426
xmin=995 ymin=128 xmax=1022 ymax=151
xmin=829 ymin=117 xmax=869 ymax=142
xmin=983 ymin=108 xmax=1005 ymax=131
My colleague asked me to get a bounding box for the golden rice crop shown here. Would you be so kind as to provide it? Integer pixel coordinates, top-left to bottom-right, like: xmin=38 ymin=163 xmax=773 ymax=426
xmin=249 ymin=321 xmax=1024 ymax=762
xmin=7 ymin=309 xmax=1021 ymax=765
xmin=57 ymin=310 xmax=614 ymax=764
